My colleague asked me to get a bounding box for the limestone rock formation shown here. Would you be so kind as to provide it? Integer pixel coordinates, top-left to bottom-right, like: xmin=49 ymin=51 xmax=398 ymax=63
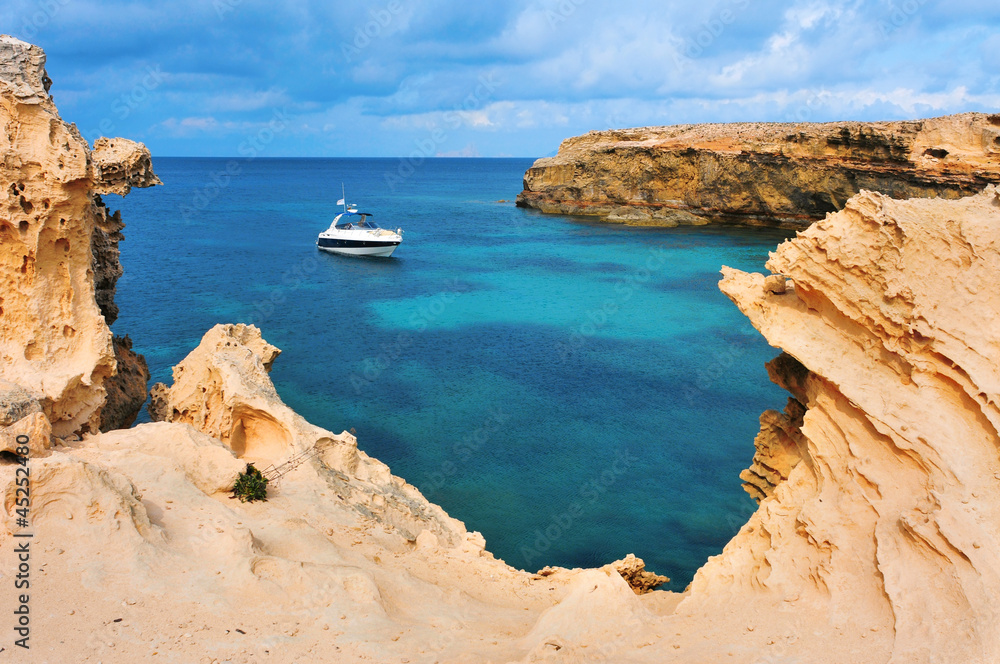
xmin=738 ymin=396 xmax=806 ymax=502
xmin=0 ymin=35 xmax=50 ymax=102
xmin=613 ymin=553 xmax=670 ymax=594
xmin=518 ymin=566 xmax=656 ymax=658
xmin=517 ymin=114 xmax=1000 ymax=227
xmin=701 ymin=186 xmax=1000 ymax=662
xmin=149 ymin=323 xmax=470 ymax=547
xmin=99 ymin=335 xmax=150 ymax=432
xmin=0 ymin=379 xmax=50 ymax=456
xmin=0 ymin=35 xmax=159 ymax=436
xmin=738 ymin=353 xmax=810 ymax=502
xmin=91 ymin=137 xmax=161 ymax=197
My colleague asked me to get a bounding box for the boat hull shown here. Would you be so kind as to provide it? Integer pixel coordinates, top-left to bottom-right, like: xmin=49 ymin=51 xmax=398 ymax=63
xmin=317 ymin=238 xmax=400 ymax=257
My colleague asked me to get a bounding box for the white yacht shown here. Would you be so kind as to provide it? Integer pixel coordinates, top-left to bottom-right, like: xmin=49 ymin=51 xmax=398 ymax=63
xmin=317 ymin=190 xmax=402 ymax=258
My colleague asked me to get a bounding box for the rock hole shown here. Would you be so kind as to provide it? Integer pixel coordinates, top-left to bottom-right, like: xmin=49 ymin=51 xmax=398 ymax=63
xmin=994 ymin=137 xmax=1000 ymax=147
xmin=19 ymin=255 xmax=29 ymax=273
xmin=0 ymin=451 xmax=20 ymax=464
xmin=42 ymin=199 xmax=50 ymax=210
xmin=228 ymin=408 xmax=292 ymax=460
xmin=63 ymin=325 xmax=75 ymax=337
xmin=18 ymin=221 xmax=28 ymax=233
xmin=809 ymin=193 xmax=838 ymax=214
xmin=24 ymin=342 xmax=41 ymax=360
xmin=55 ymin=238 xmax=70 ymax=253
xmin=59 ymin=217 xmax=66 ymax=225
xmin=988 ymin=114 xmax=1000 ymax=127
xmin=19 ymin=196 xmax=34 ymax=214
xmin=923 ymin=148 xmax=948 ymax=159
xmin=231 ymin=419 xmax=247 ymax=457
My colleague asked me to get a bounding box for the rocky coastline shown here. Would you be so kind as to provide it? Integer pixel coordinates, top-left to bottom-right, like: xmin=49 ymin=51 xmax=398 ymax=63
xmin=517 ymin=114 xmax=1000 ymax=227
xmin=2 ymin=36 xmax=999 ymax=663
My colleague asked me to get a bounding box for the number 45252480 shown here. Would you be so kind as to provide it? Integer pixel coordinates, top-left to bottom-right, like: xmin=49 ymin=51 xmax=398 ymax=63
xmin=14 ymin=436 xmax=30 ymax=520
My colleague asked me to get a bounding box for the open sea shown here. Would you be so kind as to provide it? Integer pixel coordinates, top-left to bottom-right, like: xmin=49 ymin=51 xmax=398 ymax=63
xmin=109 ymin=157 xmax=794 ymax=590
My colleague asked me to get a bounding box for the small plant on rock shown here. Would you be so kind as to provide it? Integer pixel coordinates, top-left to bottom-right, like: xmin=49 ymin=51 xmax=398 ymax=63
xmin=232 ymin=463 xmax=268 ymax=503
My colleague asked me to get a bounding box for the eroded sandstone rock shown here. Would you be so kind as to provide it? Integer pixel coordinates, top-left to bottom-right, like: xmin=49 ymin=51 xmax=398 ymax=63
xmin=691 ymin=186 xmax=1000 ymax=662
xmin=91 ymin=137 xmax=162 ymax=196
xmin=517 ymin=114 xmax=1000 ymax=227
xmin=149 ymin=323 xmax=469 ymax=547
xmin=0 ymin=35 xmax=158 ymax=436
xmin=0 ymin=379 xmax=50 ymax=456
xmin=739 ymin=397 xmax=806 ymax=503
xmin=99 ymin=335 xmax=151 ymax=432
xmin=612 ymin=553 xmax=670 ymax=594
xmin=739 ymin=353 xmax=811 ymax=502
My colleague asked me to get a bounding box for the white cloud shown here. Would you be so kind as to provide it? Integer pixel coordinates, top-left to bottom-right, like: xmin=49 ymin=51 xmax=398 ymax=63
xmin=203 ymin=88 xmax=290 ymax=112
xmin=436 ymin=142 xmax=481 ymax=157
xmin=711 ymin=0 xmax=854 ymax=88
xmin=154 ymin=116 xmax=222 ymax=137
xmin=8 ymin=0 xmax=996 ymax=156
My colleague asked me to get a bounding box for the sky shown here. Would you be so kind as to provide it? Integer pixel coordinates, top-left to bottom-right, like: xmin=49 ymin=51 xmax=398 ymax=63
xmin=2 ymin=0 xmax=999 ymax=157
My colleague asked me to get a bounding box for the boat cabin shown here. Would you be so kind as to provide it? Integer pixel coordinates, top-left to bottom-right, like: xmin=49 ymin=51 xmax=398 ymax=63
xmin=334 ymin=211 xmax=379 ymax=230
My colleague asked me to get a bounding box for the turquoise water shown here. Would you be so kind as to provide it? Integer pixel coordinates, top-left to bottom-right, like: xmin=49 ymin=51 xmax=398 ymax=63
xmin=110 ymin=157 xmax=793 ymax=589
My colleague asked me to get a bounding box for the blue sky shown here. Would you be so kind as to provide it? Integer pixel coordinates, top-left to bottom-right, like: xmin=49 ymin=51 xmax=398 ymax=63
xmin=2 ymin=0 xmax=999 ymax=157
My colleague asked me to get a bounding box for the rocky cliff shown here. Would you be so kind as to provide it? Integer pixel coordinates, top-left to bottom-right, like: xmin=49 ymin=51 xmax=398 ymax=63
xmin=0 ymin=35 xmax=159 ymax=438
xmin=517 ymin=114 xmax=1000 ymax=227
xmin=702 ymin=187 xmax=1000 ymax=662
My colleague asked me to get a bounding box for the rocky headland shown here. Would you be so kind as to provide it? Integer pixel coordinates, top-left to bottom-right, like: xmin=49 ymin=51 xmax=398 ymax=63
xmin=517 ymin=114 xmax=1000 ymax=227
xmin=3 ymin=37 xmax=999 ymax=663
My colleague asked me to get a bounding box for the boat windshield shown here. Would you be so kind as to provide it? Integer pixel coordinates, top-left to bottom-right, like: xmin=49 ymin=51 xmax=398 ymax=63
xmin=334 ymin=212 xmax=380 ymax=230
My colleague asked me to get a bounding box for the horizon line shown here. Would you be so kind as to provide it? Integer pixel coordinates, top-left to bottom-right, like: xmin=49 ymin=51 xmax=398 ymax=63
xmin=150 ymin=155 xmax=542 ymax=160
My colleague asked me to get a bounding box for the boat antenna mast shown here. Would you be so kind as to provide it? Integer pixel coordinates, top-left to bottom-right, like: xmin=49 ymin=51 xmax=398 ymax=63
xmin=341 ymin=183 xmax=347 ymax=213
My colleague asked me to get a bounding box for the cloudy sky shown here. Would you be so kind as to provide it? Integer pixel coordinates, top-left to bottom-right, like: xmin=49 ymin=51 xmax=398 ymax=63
xmin=2 ymin=0 xmax=998 ymax=157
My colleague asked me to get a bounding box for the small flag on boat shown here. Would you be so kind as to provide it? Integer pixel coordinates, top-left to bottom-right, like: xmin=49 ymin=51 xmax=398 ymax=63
xmin=336 ymin=198 xmax=345 ymax=206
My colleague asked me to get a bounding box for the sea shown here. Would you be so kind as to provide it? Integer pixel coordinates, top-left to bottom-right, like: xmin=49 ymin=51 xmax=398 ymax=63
xmin=109 ymin=157 xmax=795 ymax=590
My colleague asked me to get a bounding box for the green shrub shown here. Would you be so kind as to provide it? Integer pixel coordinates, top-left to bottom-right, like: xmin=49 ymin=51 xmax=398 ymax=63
xmin=233 ymin=463 xmax=268 ymax=503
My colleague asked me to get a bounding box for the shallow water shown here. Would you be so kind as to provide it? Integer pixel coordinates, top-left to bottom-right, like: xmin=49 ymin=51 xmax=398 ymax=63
xmin=110 ymin=157 xmax=795 ymax=589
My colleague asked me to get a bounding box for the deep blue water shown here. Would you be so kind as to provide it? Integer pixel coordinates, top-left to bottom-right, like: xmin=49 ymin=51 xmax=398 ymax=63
xmin=109 ymin=157 xmax=793 ymax=590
